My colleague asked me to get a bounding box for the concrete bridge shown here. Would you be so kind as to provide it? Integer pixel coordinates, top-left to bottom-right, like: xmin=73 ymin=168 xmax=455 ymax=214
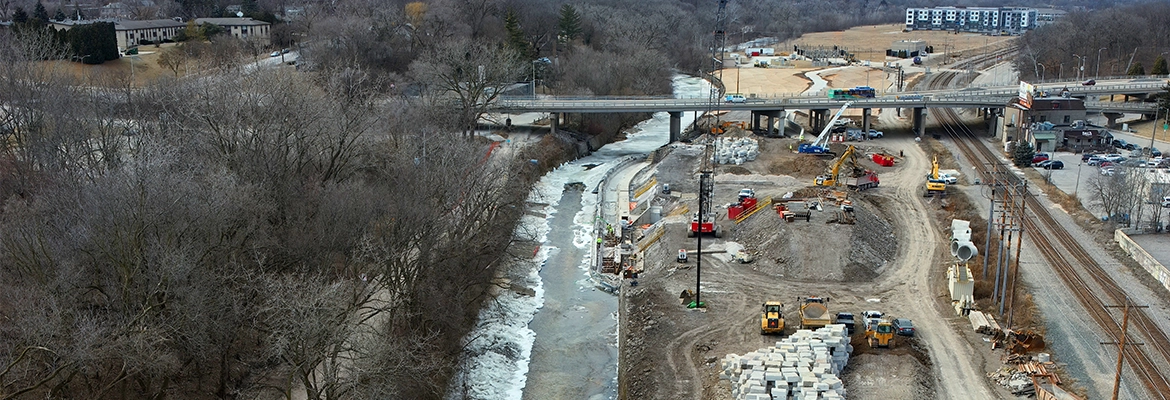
xmin=493 ymin=79 xmax=1165 ymax=141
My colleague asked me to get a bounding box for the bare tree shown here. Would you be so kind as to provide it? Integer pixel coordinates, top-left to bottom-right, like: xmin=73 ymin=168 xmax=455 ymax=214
xmin=409 ymin=38 xmax=525 ymax=135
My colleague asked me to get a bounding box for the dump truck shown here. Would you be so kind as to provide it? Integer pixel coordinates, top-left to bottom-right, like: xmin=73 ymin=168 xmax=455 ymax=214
xmin=845 ymin=170 xmax=880 ymax=190
xmin=866 ymin=319 xmax=896 ymax=348
xmin=760 ymin=302 xmax=785 ymax=335
xmin=797 ymin=296 xmax=832 ymax=329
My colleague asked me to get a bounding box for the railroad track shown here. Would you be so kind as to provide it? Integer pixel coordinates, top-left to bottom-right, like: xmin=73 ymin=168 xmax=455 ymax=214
xmin=934 ymin=107 xmax=1170 ymax=398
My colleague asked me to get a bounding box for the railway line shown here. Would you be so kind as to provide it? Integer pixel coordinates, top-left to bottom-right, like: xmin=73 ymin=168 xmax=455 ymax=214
xmin=934 ymin=107 xmax=1170 ymax=398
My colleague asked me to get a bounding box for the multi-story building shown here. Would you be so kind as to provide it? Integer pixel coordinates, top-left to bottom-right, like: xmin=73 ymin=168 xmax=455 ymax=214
xmin=905 ymin=6 xmax=1045 ymax=35
xmin=51 ymin=18 xmax=186 ymax=50
xmin=194 ymin=18 xmax=271 ymax=44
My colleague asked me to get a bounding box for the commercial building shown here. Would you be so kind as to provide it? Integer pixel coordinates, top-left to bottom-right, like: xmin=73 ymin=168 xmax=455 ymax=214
xmin=51 ymin=18 xmax=185 ymax=50
xmin=904 ymin=6 xmax=1044 ymax=35
xmin=1001 ymin=96 xmax=1103 ymax=153
xmin=194 ymin=17 xmax=270 ymax=44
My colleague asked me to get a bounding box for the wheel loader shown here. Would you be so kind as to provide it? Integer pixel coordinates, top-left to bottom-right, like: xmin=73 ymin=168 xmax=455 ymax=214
xmin=760 ymin=302 xmax=785 ymax=335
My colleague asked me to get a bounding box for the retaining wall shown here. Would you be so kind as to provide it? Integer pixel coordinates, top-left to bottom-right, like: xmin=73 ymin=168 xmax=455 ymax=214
xmin=1114 ymin=229 xmax=1170 ymax=292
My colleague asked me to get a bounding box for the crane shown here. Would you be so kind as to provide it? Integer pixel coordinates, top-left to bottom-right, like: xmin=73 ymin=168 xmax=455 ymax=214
xmin=798 ymin=101 xmax=853 ymax=156
xmin=925 ymin=155 xmax=947 ymax=196
xmin=814 ymin=145 xmax=857 ymax=187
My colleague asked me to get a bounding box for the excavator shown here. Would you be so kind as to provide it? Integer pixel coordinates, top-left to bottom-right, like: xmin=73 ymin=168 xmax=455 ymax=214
xmin=815 ymin=145 xmax=880 ymax=190
xmin=925 ymin=155 xmax=947 ymax=197
xmin=814 ymin=145 xmax=855 ymax=187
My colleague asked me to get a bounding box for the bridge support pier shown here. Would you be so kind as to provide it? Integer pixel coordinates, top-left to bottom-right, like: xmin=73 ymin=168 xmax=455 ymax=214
xmin=669 ymin=111 xmax=682 ymax=142
xmin=1103 ymin=112 xmax=1123 ymax=128
xmin=862 ymin=108 xmax=872 ymax=137
xmin=550 ymin=112 xmax=561 ymax=134
xmin=810 ymin=109 xmax=828 ymax=133
xmin=912 ymin=107 xmax=927 ymax=137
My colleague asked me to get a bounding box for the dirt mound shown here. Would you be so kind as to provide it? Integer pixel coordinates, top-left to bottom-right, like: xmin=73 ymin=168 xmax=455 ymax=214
xmin=730 ymin=193 xmax=896 ymax=282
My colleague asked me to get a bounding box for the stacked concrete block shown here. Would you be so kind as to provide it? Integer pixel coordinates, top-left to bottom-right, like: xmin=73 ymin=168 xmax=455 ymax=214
xmin=721 ymin=324 xmax=853 ymax=399
xmin=715 ymin=137 xmax=760 ymax=165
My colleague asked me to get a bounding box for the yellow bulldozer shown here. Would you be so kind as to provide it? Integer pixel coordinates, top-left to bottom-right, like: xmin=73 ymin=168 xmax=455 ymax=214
xmin=866 ymin=319 xmax=896 ymax=348
xmin=760 ymin=301 xmax=785 ymax=335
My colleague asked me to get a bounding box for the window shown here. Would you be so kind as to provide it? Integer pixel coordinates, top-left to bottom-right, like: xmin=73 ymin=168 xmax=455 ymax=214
xmin=1064 ymin=115 xmax=1071 ymax=124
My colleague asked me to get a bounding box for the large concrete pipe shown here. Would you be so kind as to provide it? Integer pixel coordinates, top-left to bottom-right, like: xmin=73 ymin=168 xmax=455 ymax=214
xmin=951 ymin=241 xmax=979 ymax=261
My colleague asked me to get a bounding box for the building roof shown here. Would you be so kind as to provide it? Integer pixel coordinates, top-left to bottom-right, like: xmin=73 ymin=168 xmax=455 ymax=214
xmin=1030 ymin=98 xmax=1086 ymax=111
xmin=195 ymin=17 xmax=270 ymax=26
xmin=117 ymin=19 xmax=185 ymax=30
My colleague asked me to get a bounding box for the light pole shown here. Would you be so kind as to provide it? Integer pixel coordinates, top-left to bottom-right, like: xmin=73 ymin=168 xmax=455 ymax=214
xmin=531 ymin=60 xmax=538 ymax=98
xmin=1074 ymin=162 xmax=1082 ymax=197
xmin=1097 ymin=47 xmax=1106 ymax=80
xmin=1038 ymin=63 xmax=1046 ymax=81
xmin=1059 ymin=63 xmax=1064 ymax=81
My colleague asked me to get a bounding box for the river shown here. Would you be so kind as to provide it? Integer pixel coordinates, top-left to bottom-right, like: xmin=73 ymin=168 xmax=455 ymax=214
xmin=449 ymin=74 xmax=709 ymax=400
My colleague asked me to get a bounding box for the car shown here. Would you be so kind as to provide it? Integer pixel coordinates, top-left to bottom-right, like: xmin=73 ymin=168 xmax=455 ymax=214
xmin=892 ymin=318 xmax=915 ymax=336
xmin=1126 ymin=143 xmax=1138 ymax=151
xmin=1152 ymin=148 xmax=1162 ymax=157
xmin=1031 ymin=153 xmax=1050 ymax=164
xmin=677 ymin=249 xmax=688 ymax=263
xmin=867 ymin=129 xmax=884 ymax=138
xmin=1100 ymin=167 xmax=1116 ymax=176
xmin=862 ymin=310 xmax=883 ymax=330
xmin=1081 ymin=79 xmax=1096 ymax=86
xmin=270 ymin=51 xmax=281 ymax=57
xmin=1086 ymin=156 xmax=1106 ymax=166
xmin=725 ymin=94 xmax=746 ymax=103
xmin=738 ymin=188 xmax=756 ymax=199
xmin=281 ymin=48 xmax=290 ymax=54
xmin=1103 ymin=154 xmax=1125 ymax=162
xmin=939 ymin=173 xmax=958 ymax=184
xmin=1033 ymin=160 xmax=1052 ymax=168
xmin=1081 ymin=153 xmax=1099 ymax=162
xmin=1043 ymin=160 xmax=1064 ymax=170
xmin=834 ymin=312 xmax=856 ymax=334
xmin=1099 ymin=161 xmax=1115 ymax=168
xmin=1162 ymin=196 xmax=1170 ymax=208
xmin=1113 ymin=140 xmax=1128 ymax=149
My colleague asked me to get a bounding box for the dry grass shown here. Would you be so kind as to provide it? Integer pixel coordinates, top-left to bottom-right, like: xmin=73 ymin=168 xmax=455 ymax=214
xmin=777 ymin=24 xmax=1016 ymax=62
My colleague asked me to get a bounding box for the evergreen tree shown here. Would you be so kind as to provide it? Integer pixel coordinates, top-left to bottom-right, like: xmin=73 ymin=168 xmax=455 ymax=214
xmin=1127 ymin=62 xmax=1145 ymax=76
xmin=503 ymin=8 xmax=529 ymax=59
xmin=1152 ymin=56 xmax=1169 ymax=76
xmin=12 ymin=7 xmax=28 ymax=23
xmin=557 ymin=4 xmax=582 ymax=45
xmin=53 ymin=9 xmax=66 ymax=21
xmin=33 ymin=2 xmax=49 ymax=22
xmin=1011 ymin=141 xmax=1035 ymax=167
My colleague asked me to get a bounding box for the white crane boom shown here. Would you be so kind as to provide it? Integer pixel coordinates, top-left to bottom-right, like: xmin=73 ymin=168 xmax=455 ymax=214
xmin=811 ymin=102 xmax=853 ymax=147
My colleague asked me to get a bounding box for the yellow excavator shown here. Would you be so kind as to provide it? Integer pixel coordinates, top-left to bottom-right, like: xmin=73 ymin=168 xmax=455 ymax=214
xmin=761 ymin=301 xmax=785 ymax=335
xmin=814 ymin=145 xmax=856 ymax=187
xmin=925 ymin=155 xmax=947 ymax=197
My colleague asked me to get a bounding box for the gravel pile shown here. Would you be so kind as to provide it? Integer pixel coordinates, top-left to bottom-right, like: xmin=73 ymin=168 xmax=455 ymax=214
xmin=720 ymin=325 xmax=853 ymax=400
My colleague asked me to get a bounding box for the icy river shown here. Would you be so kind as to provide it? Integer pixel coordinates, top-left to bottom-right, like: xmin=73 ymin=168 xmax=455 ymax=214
xmin=448 ymin=75 xmax=709 ymax=399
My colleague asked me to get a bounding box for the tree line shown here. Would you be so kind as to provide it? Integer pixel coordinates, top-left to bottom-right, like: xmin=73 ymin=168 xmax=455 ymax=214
xmin=1014 ymin=1 xmax=1170 ymax=81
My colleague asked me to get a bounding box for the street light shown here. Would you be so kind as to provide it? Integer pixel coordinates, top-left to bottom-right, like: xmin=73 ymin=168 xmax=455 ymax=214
xmin=1096 ymin=47 xmax=1106 ymax=80
xmin=1038 ymin=63 xmax=1046 ymax=81
xmin=1074 ymin=162 xmax=1082 ymax=197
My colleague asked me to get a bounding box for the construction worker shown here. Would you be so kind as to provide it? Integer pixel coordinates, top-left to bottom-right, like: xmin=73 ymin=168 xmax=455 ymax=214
xmin=899 ymin=150 xmax=904 ymax=158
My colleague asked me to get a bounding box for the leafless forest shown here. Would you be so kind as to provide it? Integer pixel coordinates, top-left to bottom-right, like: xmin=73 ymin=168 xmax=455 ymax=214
xmin=1013 ymin=2 xmax=1170 ymax=81
xmin=0 ymin=0 xmax=1160 ymax=399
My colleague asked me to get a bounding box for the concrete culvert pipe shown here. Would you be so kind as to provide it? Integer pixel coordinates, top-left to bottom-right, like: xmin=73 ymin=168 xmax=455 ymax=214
xmin=951 ymin=241 xmax=978 ymax=261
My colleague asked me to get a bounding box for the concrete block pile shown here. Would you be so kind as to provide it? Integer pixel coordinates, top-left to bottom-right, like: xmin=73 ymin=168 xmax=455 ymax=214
xmin=720 ymin=325 xmax=853 ymax=399
xmin=715 ymin=137 xmax=760 ymax=165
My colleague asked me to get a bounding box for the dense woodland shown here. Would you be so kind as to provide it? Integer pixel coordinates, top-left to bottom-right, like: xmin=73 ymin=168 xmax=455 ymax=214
xmin=0 ymin=0 xmax=1164 ymax=399
xmin=1014 ymin=1 xmax=1170 ymax=82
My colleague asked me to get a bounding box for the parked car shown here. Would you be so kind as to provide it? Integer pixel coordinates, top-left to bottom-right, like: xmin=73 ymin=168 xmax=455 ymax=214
xmin=939 ymin=173 xmax=958 ymax=185
xmin=834 ymin=312 xmax=856 ymax=334
xmin=1081 ymin=79 xmax=1096 ymax=86
xmin=892 ymin=318 xmax=915 ymax=336
xmin=1043 ymin=160 xmax=1065 ymax=170
xmin=1125 ymin=143 xmax=1138 ymax=151
xmin=866 ymin=129 xmax=884 ymax=139
xmin=862 ymin=310 xmax=884 ymax=330
xmin=1034 ymin=160 xmax=1053 ymax=168
xmin=1113 ymin=140 xmax=1128 ymax=149
xmin=1081 ymin=153 xmax=1099 ymax=162
xmin=1100 ymin=167 xmax=1116 ymax=176
xmin=1086 ymin=156 xmax=1106 ymax=166
xmin=1099 ymin=161 xmax=1115 ymax=168
xmin=1103 ymin=154 xmax=1126 ymax=163
xmin=1162 ymin=196 xmax=1170 ymax=208
xmin=269 ymin=51 xmax=281 ymax=57
xmin=1031 ymin=153 xmax=1050 ymax=164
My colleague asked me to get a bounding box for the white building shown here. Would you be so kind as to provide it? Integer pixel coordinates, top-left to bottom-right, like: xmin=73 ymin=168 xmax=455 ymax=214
xmin=905 ymin=6 xmax=1045 ymax=35
xmin=195 ymin=17 xmax=271 ymax=45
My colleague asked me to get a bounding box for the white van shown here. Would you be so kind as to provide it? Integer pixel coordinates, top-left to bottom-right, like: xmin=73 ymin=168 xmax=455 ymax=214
xmin=725 ymin=94 xmax=746 ymax=103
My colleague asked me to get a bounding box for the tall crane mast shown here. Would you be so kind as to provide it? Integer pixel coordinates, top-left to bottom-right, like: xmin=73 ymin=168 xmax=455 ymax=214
xmin=705 ymin=0 xmax=730 ymax=135
xmin=692 ymin=0 xmax=729 ymax=309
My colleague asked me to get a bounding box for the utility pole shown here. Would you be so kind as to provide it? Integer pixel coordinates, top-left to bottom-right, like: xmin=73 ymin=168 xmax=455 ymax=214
xmin=1006 ymin=180 xmax=1026 ymax=329
xmin=1102 ymin=298 xmax=1148 ymax=400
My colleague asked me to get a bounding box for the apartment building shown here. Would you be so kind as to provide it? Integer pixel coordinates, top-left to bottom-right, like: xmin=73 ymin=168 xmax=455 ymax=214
xmin=905 ymin=6 xmax=1043 ymax=35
